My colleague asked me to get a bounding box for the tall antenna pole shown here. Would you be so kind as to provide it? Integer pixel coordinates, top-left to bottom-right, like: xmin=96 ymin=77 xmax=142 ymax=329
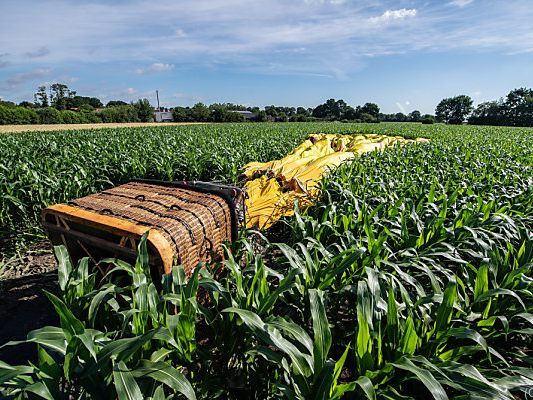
xmin=156 ymin=90 xmax=160 ymax=111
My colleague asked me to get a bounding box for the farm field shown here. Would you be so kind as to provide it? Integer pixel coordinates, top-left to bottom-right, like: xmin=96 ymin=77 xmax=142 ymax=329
xmin=0 ymin=121 xmax=204 ymax=134
xmin=0 ymin=122 xmax=532 ymax=399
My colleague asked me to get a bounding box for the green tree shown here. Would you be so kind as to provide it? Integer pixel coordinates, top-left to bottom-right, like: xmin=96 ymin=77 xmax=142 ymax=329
xmin=420 ymin=114 xmax=437 ymax=124
xmin=503 ymin=87 xmax=533 ymax=126
xmin=344 ymin=106 xmax=358 ymax=121
xmin=395 ymin=112 xmax=407 ymax=122
xmin=226 ymin=111 xmax=246 ymax=122
xmin=361 ymin=102 xmax=380 ymax=118
xmin=34 ymin=85 xmax=49 ymax=107
xmin=420 ymin=114 xmax=436 ymax=124
xmin=435 ymin=95 xmax=473 ymax=124
xmin=60 ymin=110 xmax=85 ymax=124
xmin=190 ymin=102 xmax=210 ymax=122
xmin=98 ymin=105 xmax=139 ymax=123
xmin=468 ymin=101 xmax=504 ymax=126
xmin=255 ymin=110 xmax=267 ymax=122
xmin=331 ymin=99 xmax=347 ymax=120
xmin=264 ymin=105 xmax=278 ymax=119
xmin=296 ymin=107 xmax=309 ymax=117
xmin=312 ymin=99 xmax=352 ymax=121
xmin=80 ymin=106 xmax=101 ymax=123
xmin=408 ymin=110 xmax=421 ymax=122
xmin=360 ymin=112 xmax=377 ymax=122
xmin=0 ymin=105 xmax=38 ymax=124
xmin=106 ymin=100 xmax=128 ymax=107
xmin=67 ymin=96 xmax=103 ymax=109
xmin=18 ymin=101 xmax=36 ymax=108
xmin=36 ymin=107 xmax=63 ymax=124
xmin=172 ymin=106 xmax=193 ymax=122
xmin=210 ymin=104 xmax=230 ymax=122
xmin=0 ymin=105 xmax=13 ymax=124
xmin=277 ymin=112 xmax=288 ymax=122
xmin=133 ymin=99 xmax=153 ymax=122
xmin=50 ymin=83 xmax=76 ymax=110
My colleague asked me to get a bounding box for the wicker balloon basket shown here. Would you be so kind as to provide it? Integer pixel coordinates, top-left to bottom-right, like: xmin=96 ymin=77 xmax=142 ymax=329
xmin=42 ymin=179 xmax=244 ymax=282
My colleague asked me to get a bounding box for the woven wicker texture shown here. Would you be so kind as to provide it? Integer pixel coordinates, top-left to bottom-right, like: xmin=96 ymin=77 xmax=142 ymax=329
xmin=67 ymin=181 xmax=233 ymax=275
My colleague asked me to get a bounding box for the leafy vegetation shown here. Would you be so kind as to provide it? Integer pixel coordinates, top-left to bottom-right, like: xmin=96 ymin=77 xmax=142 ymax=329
xmin=0 ymin=122 xmax=401 ymax=236
xmin=1 ymin=122 xmax=532 ymax=398
xmin=435 ymin=95 xmax=474 ymax=125
xmin=469 ymin=88 xmax=533 ymax=127
xmin=3 ymin=84 xmax=533 ymax=126
xmin=0 ymin=100 xmax=155 ymax=125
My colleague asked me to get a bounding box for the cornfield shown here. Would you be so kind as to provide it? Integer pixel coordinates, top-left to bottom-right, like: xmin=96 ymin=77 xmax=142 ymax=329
xmin=0 ymin=122 xmax=532 ymax=399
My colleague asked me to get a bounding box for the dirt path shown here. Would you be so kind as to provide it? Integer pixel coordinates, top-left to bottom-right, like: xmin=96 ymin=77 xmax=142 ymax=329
xmin=0 ymin=122 xmax=205 ymax=134
xmin=0 ymin=243 xmax=58 ymax=365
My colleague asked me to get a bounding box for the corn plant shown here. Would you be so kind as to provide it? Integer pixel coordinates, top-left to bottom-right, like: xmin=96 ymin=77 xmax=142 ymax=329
xmin=1 ymin=122 xmax=532 ymax=398
xmin=0 ymin=235 xmax=196 ymax=399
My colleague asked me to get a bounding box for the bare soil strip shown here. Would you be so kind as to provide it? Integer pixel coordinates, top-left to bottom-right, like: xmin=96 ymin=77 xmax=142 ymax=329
xmin=0 ymin=271 xmax=58 ymax=364
xmin=0 ymin=242 xmax=58 ymax=364
xmin=0 ymin=122 xmax=205 ymax=134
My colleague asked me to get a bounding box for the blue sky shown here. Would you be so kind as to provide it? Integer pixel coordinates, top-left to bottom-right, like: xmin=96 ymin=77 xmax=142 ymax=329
xmin=0 ymin=0 xmax=532 ymax=114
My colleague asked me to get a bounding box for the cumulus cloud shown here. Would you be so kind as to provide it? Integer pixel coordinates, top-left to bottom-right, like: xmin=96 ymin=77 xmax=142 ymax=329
xmin=25 ymin=46 xmax=50 ymax=58
xmin=449 ymin=0 xmax=474 ymax=7
xmin=135 ymin=63 xmax=175 ymax=74
xmin=371 ymin=8 xmax=417 ymax=23
xmin=1 ymin=1 xmax=530 ymax=70
xmin=0 ymin=0 xmax=532 ymax=94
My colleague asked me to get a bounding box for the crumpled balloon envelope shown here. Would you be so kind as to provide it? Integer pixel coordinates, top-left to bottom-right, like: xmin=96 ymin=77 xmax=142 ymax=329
xmin=243 ymin=133 xmax=428 ymax=229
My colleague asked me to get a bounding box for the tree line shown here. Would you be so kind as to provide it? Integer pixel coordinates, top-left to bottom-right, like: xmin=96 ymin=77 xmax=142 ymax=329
xmin=435 ymin=88 xmax=533 ymax=126
xmin=172 ymin=100 xmax=435 ymax=123
xmin=0 ymin=83 xmax=154 ymax=125
xmin=0 ymin=83 xmax=531 ymax=126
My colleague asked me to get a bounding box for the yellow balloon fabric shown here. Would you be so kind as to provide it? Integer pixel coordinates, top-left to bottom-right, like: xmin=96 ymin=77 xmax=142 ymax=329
xmin=243 ymin=133 xmax=428 ymax=229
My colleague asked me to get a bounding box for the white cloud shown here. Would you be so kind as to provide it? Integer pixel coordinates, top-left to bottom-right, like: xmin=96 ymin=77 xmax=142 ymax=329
xmin=371 ymin=8 xmax=417 ymax=23
xmin=135 ymin=63 xmax=175 ymax=74
xmin=0 ymin=0 xmax=532 ymax=89
xmin=449 ymin=0 xmax=474 ymax=7
xmin=126 ymin=87 xmax=137 ymax=94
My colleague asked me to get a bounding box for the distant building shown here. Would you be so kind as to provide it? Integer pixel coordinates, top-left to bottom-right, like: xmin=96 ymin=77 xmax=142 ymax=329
xmin=154 ymin=110 xmax=174 ymax=122
xmin=234 ymin=110 xmax=256 ymax=120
